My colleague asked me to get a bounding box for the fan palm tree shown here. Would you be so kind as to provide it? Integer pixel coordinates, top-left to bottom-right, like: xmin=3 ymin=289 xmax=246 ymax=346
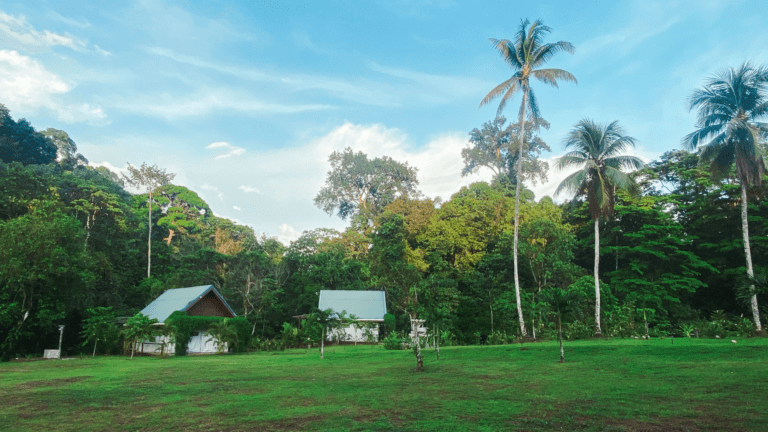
xmin=480 ymin=18 xmax=576 ymax=337
xmin=555 ymin=119 xmax=644 ymax=336
xmin=683 ymin=63 xmax=768 ymax=332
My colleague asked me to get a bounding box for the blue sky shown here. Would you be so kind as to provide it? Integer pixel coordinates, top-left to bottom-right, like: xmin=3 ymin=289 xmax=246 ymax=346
xmin=1 ymin=0 xmax=765 ymax=244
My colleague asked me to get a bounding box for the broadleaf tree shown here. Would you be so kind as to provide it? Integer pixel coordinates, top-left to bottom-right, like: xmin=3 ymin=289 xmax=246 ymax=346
xmin=123 ymin=162 xmax=176 ymax=278
xmin=314 ymin=147 xmax=420 ymax=228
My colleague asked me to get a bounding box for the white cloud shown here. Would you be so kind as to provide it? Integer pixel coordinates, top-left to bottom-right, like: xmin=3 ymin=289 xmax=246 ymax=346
xmin=306 ymin=122 xmax=491 ymax=202
xmin=215 ymin=148 xmax=246 ymax=160
xmin=112 ymin=87 xmax=334 ymax=120
xmin=200 ymin=184 xmax=225 ymax=201
xmin=47 ymin=11 xmax=91 ymax=29
xmin=0 ymin=12 xmax=87 ymax=52
xmin=94 ymin=122 xmax=662 ymax=242
xmin=276 ymin=224 xmax=302 ymax=246
xmin=206 ymin=141 xmax=246 ymax=160
xmin=94 ymin=45 xmax=112 ymax=57
xmin=0 ymin=50 xmax=107 ymax=124
xmin=89 ymin=161 xmax=129 ymax=177
xmin=369 ymin=62 xmax=491 ymax=103
xmin=233 ymin=205 xmax=241 ymax=211
xmin=145 ymin=47 xmax=407 ymax=107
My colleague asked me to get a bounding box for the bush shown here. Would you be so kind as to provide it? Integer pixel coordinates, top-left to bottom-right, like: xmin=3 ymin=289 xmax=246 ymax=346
xmin=165 ymin=311 xmax=251 ymax=355
xmin=488 ymin=330 xmax=511 ymax=345
xmin=384 ymin=313 xmax=396 ymax=336
xmin=563 ymin=320 xmax=593 ymax=340
xmin=280 ymin=322 xmax=300 ymax=348
xmin=439 ymin=330 xmax=457 ymax=347
xmin=382 ymin=331 xmax=405 ymax=350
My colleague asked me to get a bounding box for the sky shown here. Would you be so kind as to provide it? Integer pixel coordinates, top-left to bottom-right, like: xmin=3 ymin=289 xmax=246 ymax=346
xmin=1 ymin=0 xmax=766 ymax=245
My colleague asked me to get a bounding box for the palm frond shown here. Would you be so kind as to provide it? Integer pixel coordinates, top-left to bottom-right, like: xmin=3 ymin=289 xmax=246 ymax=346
xmin=587 ymin=172 xmax=612 ymax=219
xmin=532 ymin=42 xmax=576 ymax=68
xmin=697 ymin=132 xmax=729 ymax=163
xmin=604 ymin=166 xmax=640 ymax=196
xmin=496 ymin=79 xmax=522 ymax=115
xmin=555 ymin=152 xmax=588 ymax=170
xmin=682 ymin=124 xmax=723 ymax=151
xmin=479 ymin=76 xmax=518 ymax=108
xmin=526 ymin=87 xmax=542 ymax=124
xmin=605 ymin=155 xmax=645 ymax=171
xmin=554 ymin=168 xmax=587 ymax=197
xmin=751 ymin=100 xmax=768 ymax=118
xmin=488 ymin=38 xmax=521 ymax=69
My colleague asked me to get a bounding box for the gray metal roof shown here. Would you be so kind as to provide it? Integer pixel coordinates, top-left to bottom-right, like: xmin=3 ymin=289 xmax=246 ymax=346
xmin=318 ymin=290 xmax=387 ymax=321
xmin=139 ymin=285 xmax=236 ymax=322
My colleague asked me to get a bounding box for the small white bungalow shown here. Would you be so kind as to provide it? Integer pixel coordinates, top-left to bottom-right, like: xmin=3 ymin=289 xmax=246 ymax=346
xmin=137 ymin=285 xmax=237 ymax=355
xmin=318 ymin=290 xmax=387 ymax=343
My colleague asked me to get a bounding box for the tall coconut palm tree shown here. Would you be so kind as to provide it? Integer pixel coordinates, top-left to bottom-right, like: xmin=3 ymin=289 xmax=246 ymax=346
xmin=480 ymin=18 xmax=576 ymax=337
xmin=555 ymin=119 xmax=644 ymax=336
xmin=683 ymin=63 xmax=768 ymax=332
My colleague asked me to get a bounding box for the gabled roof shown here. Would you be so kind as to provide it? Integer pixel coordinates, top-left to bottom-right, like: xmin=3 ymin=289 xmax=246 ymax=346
xmin=318 ymin=290 xmax=387 ymax=321
xmin=140 ymin=285 xmax=236 ymax=323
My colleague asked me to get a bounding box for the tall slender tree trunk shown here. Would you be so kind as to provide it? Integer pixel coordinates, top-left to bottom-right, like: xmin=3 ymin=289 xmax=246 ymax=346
xmin=435 ymin=325 xmax=440 ymax=360
xmin=489 ymin=292 xmax=494 ymax=333
xmin=147 ymin=189 xmax=152 ymax=279
xmin=557 ymin=314 xmax=564 ymax=363
xmin=92 ymin=339 xmax=97 ymax=357
xmin=513 ymin=94 xmax=528 ymax=338
xmin=412 ymin=314 xmax=423 ymax=370
xmin=741 ymin=185 xmax=762 ymax=332
xmin=84 ymin=212 xmax=92 ymax=251
xmin=320 ymin=329 xmax=325 ymax=359
xmin=594 ymin=218 xmax=602 ymax=336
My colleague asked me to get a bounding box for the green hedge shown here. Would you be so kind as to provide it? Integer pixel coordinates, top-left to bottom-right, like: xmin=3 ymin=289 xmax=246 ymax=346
xmin=384 ymin=313 xmax=396 ymax=335
xmin=165 ymin=311 xmax=251 ymax=355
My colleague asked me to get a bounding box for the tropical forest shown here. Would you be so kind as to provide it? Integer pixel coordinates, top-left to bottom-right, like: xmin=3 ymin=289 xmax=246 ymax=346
xmin=2 ymin=20 xmax=767 ymax=362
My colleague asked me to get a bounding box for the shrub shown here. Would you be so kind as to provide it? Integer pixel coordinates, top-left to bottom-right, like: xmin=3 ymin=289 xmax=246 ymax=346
xmin=384 ymin=313 xmax=396 ymax=336
xmin=439 ymin=330 xmax=457 ymax=347
xmin=488 ymin=330 xmax=511 ymax=345
xmin=382 ymin=331 xmax=404 ymax=350
xmin=165 ymin=311 xmax=250 ymax=355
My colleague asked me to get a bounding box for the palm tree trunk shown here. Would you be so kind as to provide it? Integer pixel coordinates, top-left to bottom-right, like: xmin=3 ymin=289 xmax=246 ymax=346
xmin=147 ymin=189 xmax=152 ymax=279
xmin=594 ymin=218 xmax=602 ymax=336
xmin=513 ymin=95 xmax=528 ymax=338
xmin=741 ymin=185 xmax=762 ymax=332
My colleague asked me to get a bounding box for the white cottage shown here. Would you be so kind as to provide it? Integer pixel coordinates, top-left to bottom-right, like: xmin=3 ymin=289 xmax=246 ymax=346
xmin=318 ymin=290 xmax=387 ymax=343
xmin=137 ymin=285 xmax=237 ymax=355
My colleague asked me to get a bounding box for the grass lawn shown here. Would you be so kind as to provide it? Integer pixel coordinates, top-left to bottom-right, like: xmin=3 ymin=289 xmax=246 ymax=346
xmin=1 ymin=337 xmax=766 ymax=431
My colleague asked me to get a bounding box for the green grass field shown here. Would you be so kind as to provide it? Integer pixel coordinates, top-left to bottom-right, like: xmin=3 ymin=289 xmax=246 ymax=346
xmin=2 ymin=338 xmax=766 ymax=431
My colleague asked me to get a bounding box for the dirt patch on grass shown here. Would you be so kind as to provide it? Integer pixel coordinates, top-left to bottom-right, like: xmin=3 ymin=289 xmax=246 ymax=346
xmin=256 ymin=414 xmax=327 ymax=431
xmin=15 ymin=376 xmax=92 ymax=390
xmin=605 ymin=415 xmax=743 ymax=432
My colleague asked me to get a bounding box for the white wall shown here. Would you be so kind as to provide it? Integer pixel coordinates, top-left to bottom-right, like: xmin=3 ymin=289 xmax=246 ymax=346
xmin=137 ymin=330 xmax=224 ymax=355
xmin=327 ymin=323 xmax=380 ymax=343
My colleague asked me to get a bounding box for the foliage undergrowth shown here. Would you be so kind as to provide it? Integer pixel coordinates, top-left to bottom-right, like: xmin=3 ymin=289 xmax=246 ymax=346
xmin=165 ymin=311 xmax=250 ymax=355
